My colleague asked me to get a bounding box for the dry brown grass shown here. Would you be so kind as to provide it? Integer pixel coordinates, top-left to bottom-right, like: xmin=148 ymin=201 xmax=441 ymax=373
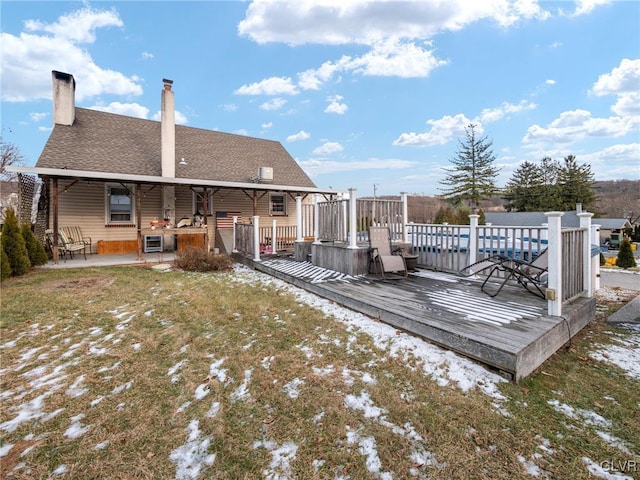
xmin=0 ymin=266 xmax=638 ymax=479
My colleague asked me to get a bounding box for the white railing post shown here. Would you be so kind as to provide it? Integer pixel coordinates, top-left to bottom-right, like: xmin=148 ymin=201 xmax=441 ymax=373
xmin=348 ymin=187 xmax=358 ymax=249
xmin=232 ymin=216 xmax=238 ymax=253
xmin=401 ymin=192 xmax=408 ymax=244
xmin=253 ymin=215 xmax=261 ymax=262
xmin=592 ymin=224 xmax=601 ymax=292
xmin=342 ymin=199 xmax=348 ymax=242
xmin=313 ymin=194 xmax=321 ymax=244
xmin=545 ymin=212 xmax=563 ymax=316
xmin=295 ymin=196 xmax=303 ymax=242
xmin=272 ymin=219 xmax=277 ymax=255
xmin=578 ymin=212 xmax=594 ymax=297
xmin=468 ymin=214 xmax=479 ymax=266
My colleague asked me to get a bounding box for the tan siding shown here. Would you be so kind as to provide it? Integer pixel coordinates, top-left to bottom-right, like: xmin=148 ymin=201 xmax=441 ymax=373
xmin=50 ymin=181 xmax=307 ymax=253
xmin=52 ymin=180 xmax=162 ymax=253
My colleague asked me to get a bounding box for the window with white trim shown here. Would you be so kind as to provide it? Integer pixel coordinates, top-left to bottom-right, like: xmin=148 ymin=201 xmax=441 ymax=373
xmin=269 ymin=193 xmax=286 ymax=216
xmin=192 ymin=189 xmax=214 ymax=215
xmin=105 ymin=184 xmax=135 ymax=224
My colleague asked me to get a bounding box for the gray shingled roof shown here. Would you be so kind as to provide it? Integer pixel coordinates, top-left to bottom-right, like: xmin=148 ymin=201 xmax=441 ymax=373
xmin=484 ymin=211 xmax=582 ymax=228
xmin=36 ymin=108 xmax=316 ymax=188
xmin=594 ymin=218 xmax=631 ymax=230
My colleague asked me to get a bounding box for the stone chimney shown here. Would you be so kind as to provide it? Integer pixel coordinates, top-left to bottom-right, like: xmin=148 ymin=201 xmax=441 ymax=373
xmin=161 ymin=78 xmax=175 ymax=178
xmin=52 ymin=71 xmax=75 ymax=126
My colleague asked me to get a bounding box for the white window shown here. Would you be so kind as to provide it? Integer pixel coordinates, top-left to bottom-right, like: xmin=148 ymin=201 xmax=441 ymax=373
xmin=192 ymin=189 xmax=214 ymax=215
xmin=269 ymin=193 xmax=286 ymax=216
xmin=105 ymin=184 xmax=135 ymax=224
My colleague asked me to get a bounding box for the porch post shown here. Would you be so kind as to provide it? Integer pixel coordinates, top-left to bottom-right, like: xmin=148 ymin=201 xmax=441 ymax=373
xmin=342 ymin=199 xmax=348 ymax=242
xmin=592 ymin=224 xmax=601 ymax=292
xmin=52 ymin=177 xmax=59 ymax=264
xmin=136 ymin=184 xmax=142 ymax=261
xmin=253 ymin=215 xmax=261 ymax=262
xmin=348 ymin=188 xmax=357 ymax=249
xmin=468 ymin=214 xmax=479 ymax=266
xmin=313 ymin=194 xmax=321 ymax=244
xmin=295 ymin=196 xmax=303 ymax=242
xmin=545 ymin=212 xmax=563 ymax=316
xmin=578 ymin=212 xmax=594 ymax=297
xmin=401 ymin=192 xmax=408 ymax=244
xmin=271 ymin=219 xmax=277 ymax=254
xmin=232 ymin=216 xmax=238 ymax=253
xmin=202 ymin=187 xmax=209 ymax=251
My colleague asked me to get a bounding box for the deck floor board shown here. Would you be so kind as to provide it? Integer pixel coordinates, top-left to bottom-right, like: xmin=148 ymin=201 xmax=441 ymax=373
xmin=250 ymin=257 xmax=594 ymax=380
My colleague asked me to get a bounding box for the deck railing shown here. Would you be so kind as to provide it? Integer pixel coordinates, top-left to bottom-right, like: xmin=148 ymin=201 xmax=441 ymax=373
xmin=317 ymin=199 xmax=349 ymax=242
xmin=258 ymin=224 xmax=297 ymax=253
xmin=561 ymin=228 xmax=586 ymax=301
xmin=230 ymin=194 xmax=597 ymax=318
xmin=405 ymin=223 xmax=548 ymax=274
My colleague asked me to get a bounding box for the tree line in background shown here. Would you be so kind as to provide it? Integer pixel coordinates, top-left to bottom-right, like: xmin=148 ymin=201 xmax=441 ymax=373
xmin=439 ymin=123 xmax=597 ymax=215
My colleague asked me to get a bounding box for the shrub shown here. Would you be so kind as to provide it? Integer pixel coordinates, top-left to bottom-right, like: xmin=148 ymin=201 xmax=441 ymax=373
xmin=21 ymin=224 xmax=48 ymax=267
xmin=1 ymin=208 xmax=30 ymax=276
xmin=599 ymin=252 xmax=605 ymax=266
xmin=1 ymin=243 xmax=11 ymax=280
xmin=174 ymin=247 xmax=234 ymax=272
xmin=616 ymin=238 xmax=637 ymax=269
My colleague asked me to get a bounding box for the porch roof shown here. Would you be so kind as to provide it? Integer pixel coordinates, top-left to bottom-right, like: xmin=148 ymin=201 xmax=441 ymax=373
xmin=9 ymin=165 xmax=342 ymax=195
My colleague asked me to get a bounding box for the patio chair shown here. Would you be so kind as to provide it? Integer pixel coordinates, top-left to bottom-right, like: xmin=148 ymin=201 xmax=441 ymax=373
xmin=45 ymin=229 xmax=87 ymax=261
xmin=463 ymin=249 xmax=548 ymax=298
xmin=368 ymin=226 xmax=407 ymax=278
xmin=60 ymin=226 xmax=92 ymax=254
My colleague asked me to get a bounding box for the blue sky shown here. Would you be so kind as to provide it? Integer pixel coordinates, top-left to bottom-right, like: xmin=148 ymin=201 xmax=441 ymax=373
xmin=1 ymin=0 xmax=639 ymax=196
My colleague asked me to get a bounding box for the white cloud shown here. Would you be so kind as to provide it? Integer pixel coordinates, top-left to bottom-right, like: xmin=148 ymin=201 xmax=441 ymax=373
xmin=578 ymin=143 xmax=640 ymax=180
xmin=141 ymin=51 xmax=154 ymax=60
xmin=312 ymin=141 xmax=344 ymax=155
xmin=286 ymin=130 xmax=310 ymax=142
xmin=91 ymin=102 xmax=150 ymax=118
xmin=299 ymin=157 xmax=415 ymax=177
xmin=260 ymin=97 xmax=287 ymax=111
xmin=234 ymin=128 xmax=249 ymax=136
xmin=150 ymin=109 xmax=189 ymax=125
xmin=0 ymin=7 xmax=143 ymax=102
xmin=234 ymin=76 xmax=299 ymax=96
xmin=222 ymin=103 xmax=238 ymax=112
xmin=591 ymin=59 xmax=640 ymax=96
xmin=325 ymin=95 xmax=348 ymax=115
xmin=344 ymin=38 xmax=448 ymax=78
xmin=24 ymin=7 xmax=122 ymax=43
xmin=29 ymin=112 xmax=48 ymax=122
xmin=571 ymin=0 xmax=612 ymax=17
xmin=393 ymin=113 xmax=473 ymax=147
xmin=545 ymin=79 xmax=556 ymax=85
xmin=590 ymin=58 xmax=640 ymax=117
xmin=298 ymin=61 xmax=341 ymax=90
xmin=478 ymin=100 xmax=536 ymax=123
xmin=238 ymin=0 xmax=554 ymax=46
xmin=523 ymin=109 xmax=639 ymax=146
xmin=262 ymin=122 xmax=273 ymax=129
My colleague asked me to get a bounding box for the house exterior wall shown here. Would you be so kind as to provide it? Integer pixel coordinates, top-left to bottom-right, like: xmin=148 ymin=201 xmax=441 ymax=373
xmin=49 ymin=179 xmax=311 ymax=253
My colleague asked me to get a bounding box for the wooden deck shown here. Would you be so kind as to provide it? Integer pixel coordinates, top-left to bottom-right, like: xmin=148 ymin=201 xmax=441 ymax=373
xmin=237 ymin=256 xmax=595 ymax=381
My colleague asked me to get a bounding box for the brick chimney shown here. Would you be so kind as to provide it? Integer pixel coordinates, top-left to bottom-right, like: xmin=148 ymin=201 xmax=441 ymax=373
xmin=161 ymin=78 xmax=175 ymax=178
xmin=52 ymin=71 xmax=75 ymax=126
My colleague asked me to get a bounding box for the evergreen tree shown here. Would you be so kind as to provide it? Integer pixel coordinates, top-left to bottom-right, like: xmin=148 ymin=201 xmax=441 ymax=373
xmin=503 ymin=161 xmax=545 ymax=211
xmin=616 ymin=238 xmax=637 ymax=269
xmin=556 ymin=155 xmax=596 ymax=211
xmin=21 ymin=223 xmax=48 ymax=266
xmin=439 ymin=124 xmax=501 ymax=211
xmin=1 ymin=208 xmax=30 ymax=276
xmin=1 ymin=243 xmax=11 ymax=280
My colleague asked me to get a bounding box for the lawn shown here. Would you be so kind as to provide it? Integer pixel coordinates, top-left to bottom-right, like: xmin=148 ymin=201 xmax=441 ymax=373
xmin=0 ymin=264 xmax=638 ymax=479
